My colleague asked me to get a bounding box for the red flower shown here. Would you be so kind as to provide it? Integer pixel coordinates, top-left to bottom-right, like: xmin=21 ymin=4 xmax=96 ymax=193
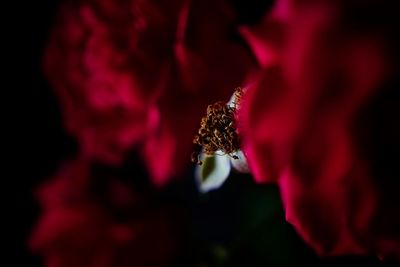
xmin=240 ymin=0 xmax=400 ymax=259
xmin=45 ymin=0 xmax=256 ymax=186
xmin=29 ymin=159 xmax=181 ymax=267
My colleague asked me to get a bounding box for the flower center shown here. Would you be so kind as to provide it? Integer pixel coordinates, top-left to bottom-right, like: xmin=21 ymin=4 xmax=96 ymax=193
xmin=192 ymin=87 xmax=243 ymax=165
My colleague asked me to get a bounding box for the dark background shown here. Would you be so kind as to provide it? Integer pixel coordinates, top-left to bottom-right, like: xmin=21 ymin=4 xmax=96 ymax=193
xmin=11 ymin=0 xmax=74 ymax=265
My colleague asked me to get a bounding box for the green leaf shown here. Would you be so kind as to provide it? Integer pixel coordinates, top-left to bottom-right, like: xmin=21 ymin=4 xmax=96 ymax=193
xmin=229 ymin=184 xmax=317 ymax=266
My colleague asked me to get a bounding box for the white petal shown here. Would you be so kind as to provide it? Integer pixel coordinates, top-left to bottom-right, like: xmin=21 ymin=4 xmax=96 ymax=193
xmin=230 ymin=150 xmax=250 ymax=173
xmin=195 ymin=154 xmax=231 ymax=193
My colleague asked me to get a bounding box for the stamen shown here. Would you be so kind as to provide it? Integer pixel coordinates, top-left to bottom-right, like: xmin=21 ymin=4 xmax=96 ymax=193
xmin=192 ymin=88 xmax=243 ymax=165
